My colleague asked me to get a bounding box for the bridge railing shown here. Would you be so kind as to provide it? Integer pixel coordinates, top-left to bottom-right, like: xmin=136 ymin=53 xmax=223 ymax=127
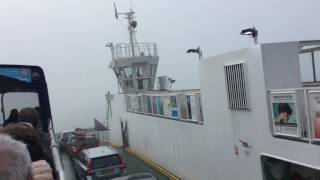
xmin=111 ymin=43 xmax=158 ymax=60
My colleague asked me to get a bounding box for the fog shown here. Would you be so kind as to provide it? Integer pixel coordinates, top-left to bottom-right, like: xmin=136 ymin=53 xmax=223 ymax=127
xmin=0 ymin=0 xmax=319 ymax=131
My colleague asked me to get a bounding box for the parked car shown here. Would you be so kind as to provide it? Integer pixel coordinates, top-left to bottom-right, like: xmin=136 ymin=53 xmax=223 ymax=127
xmin=111 ymin=173 xmax=157 ymax=180
xmin=73 ymin=146 xmax=126 ymax=180
xmin=58 ymin=130 xmax=74 ymax=151
xmin=66 ymin=136 xmax=99 ymax=158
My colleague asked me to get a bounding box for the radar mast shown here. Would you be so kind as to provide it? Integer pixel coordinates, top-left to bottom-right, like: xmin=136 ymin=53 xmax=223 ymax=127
xmin=107 ymin=3 xmax=159 ymax=93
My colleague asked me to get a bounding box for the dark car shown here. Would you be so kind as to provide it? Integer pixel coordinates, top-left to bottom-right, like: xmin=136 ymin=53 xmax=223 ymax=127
xmin=58 ymin=130 xmax=74 ymax=152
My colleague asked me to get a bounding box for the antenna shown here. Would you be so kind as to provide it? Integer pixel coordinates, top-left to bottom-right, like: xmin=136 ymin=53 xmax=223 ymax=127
xmin=130 ymin=0 xmax=133 ymax=11
xmin=114 ymin=2 xmax=118 ymax=19
xmin=113 ymin=2 xmax=138 ymax=57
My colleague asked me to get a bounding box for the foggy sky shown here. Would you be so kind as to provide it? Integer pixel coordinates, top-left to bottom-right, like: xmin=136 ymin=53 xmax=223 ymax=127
xmin=0 ymin=0 xmax=319 ymax=131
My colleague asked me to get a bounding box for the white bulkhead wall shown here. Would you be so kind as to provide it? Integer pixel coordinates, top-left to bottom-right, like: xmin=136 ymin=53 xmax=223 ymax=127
xmin=200 ymin=42 xmax=320 ymax=180
xmin=200 ymin=45 xmax=267 ymax=180
xmin=109 ymin=94 xmax=125 ymax=147
xmin=260 ymin=41 xmax=302 ymax=89
xmin=109 ymin=42 xmax=320 ymax=180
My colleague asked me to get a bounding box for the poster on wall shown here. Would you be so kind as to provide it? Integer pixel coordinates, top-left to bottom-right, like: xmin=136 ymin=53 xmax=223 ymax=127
xmin=156 ymin=96 xmax=163 ymax=115
xmin=179 ymin=95 xmax=188 ymax=119
xmin=146 ymin=96 xmax=152 ymax=113
xmin=162 ymin=96 xmax=171 ymax=116
xmin=151 ymin=96 xmax=157 ymax=114
xmin=170 ymin=96 xmax=178 ymax=118
xmin=270 ymin=92 xmax=300 ymax=137
xmin=308 ymin=91 xmax=320 ymax=140
xmin=137 ymin=96 xmax=142 ymax=112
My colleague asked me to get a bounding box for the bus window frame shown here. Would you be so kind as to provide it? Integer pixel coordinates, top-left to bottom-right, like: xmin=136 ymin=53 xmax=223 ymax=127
xmin=0 ymin=65 xmax=53 ymax=132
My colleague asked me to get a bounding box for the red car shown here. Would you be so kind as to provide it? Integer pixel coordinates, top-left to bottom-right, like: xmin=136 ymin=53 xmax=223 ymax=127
xmin=67 ymin=136 xmax=99 ymax=158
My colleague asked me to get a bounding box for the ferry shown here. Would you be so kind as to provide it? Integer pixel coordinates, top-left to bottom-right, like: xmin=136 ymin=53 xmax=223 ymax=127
xmin=105 ymin=4 xmax=320 ymax=180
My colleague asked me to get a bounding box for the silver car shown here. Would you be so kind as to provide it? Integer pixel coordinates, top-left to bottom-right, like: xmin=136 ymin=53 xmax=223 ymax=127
xmin=74 ymin=146 xmax=126 ymax=180
xmin=111 ymin=173 xmax=157 ymax=180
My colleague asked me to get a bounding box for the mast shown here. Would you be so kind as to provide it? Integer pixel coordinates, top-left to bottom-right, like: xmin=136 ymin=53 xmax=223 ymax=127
xmin=108 ymin=3 xmax=159 ymax=93
xmin=127 ymin=9 xmax=135 ymax=57
xmin=115 ymin=4 xmax=137 ymax=57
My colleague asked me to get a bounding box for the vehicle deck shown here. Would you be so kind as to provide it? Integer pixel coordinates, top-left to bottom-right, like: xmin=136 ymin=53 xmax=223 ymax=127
xmin=62 ymin=148 xmax=169 ymax=180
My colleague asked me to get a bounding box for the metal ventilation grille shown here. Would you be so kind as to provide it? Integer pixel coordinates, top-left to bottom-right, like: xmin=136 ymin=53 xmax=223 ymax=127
xmin=224 ymin=63 xmax=249 ymax=110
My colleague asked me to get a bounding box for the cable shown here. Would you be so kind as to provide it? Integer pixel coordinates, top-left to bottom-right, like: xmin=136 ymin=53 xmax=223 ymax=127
xmin=118 ymin=19 xmax=129 ymax=40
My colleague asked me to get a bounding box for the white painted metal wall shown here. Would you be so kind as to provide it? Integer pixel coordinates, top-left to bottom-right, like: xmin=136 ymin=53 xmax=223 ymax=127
xmin=109 ymin=94 xmax=125 ymax=147
xmin=109 ymin=41 xmax=320 ymax=180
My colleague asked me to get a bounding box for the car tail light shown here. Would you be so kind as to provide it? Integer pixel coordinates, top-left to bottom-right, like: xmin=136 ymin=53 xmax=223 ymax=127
xmin=71 ymin=146 xmax=79 ymax=154
xmin=119 ymin=156 xmax=126 ymax=171
xmin=84 ymin=159 xmax=94 ymax=176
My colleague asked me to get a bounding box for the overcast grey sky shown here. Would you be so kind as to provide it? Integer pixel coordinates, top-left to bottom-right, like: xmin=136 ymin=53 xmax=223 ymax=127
xmin=0 ymin=0 xmax=319 ymax=131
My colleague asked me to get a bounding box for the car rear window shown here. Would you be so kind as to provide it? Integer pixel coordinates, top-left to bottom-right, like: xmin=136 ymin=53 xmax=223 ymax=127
xmin=62 ymin=132 xmax=73 ymax=139
xmin=77 ymin=138 xmax=98 ymax=147
xmin=128 ymin=174 xmax=154 ymax=180
xmin=92 ymin=155 xmax=120 ymax=169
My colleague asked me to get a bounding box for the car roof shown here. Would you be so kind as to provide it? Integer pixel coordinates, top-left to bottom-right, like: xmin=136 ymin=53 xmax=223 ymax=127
xmin=83 ymin=146 xmax=118 ymax=158
xmin=61 ymin=130 xmax=74 ymax=134
xmin=111 ymin=173 xmax=156 ymax=180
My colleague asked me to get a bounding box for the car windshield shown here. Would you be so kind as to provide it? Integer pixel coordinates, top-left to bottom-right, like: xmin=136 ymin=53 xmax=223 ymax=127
xmin=1 ymin=92 xmax=40 ymax=125
xmin=77 ymin=138 xmax=98 ymax=147
xmin=62 ymin=132 xmax=73 ymax=140
xmin=128 ymin=174 xmax=154 ymax=180
xmin=92 ymin=155 xmax=120 ymax=169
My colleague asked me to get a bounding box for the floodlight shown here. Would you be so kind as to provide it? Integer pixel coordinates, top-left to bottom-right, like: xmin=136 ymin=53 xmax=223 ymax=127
xmin=186 ymin=46 xmax=202 ymax=60
xmin=240 ymin=27 xmax=258 ymax=44
xmin=106 ymin=43 xmax=113 ymax=47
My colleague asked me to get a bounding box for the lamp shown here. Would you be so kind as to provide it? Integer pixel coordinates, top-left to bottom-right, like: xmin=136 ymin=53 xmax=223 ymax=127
xmin=240 ymin=27 xmax=258 ymax=44
xmin=105 ymin=43 xmax=113 ymax=47
xmin=186 ymin=46 xmax=203 ymax=60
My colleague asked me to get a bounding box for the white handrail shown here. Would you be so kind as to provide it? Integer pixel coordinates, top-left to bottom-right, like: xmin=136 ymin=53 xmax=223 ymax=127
xmin=48 ymin=122 xmax=65 ymax=180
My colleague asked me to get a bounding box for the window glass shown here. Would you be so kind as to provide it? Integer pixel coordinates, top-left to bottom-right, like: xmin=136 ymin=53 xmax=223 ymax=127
xmin=186 ymin=95 xmax=197 ymax=120
xmin=261 ymin=156 xmax=320 ymax=180
xmin=299 ymin=52 xmax=314 ymax=82
xmin=1 ymin=92 xmax=39 ymax=125
xmin=314 ymin=51 xmax=320 ymax=81
xmin=80 ymin=152 xmax=87 ymax=165
xmin=170 ymin=96 xmax=179 ymax=118
xmin=124 ymin=68 xmax=132 ymax=78
xmin=162 ymin=96 xmax=171 ymax=116
xmin=151 ymin=96 xmax=157 ymax=114
xmin=156 ymin=96 xmax=163 ymax=115
xmin=93 ymin=155 xmax=120 ymax=169
xmin=76 ymin=138 xmax=98 ymax=147
xmin=179 ymin=95 xmax=188 ymax=119
xmin=137 ymin=96 xmax=142 ymax=112
xmin=137 ymin=79 xmax=143 ymax=89
xmin=146 ymin=96 xmax=152 ymax=113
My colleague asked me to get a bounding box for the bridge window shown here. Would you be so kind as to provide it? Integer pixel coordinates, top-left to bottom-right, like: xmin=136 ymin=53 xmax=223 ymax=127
xmin=125 ymin=92 xmax=203 ymax=124
xmin=299 ymin=50 xmax=320 ymax=83
xmin=1 ymin=92 xmax=39 ymax=125
xmin=124 ymin=68 xmax=132 ymax=78
xmin=151 ymin=96 xmax=157 ymax=114
xmin=300 ymin=52 xmax=315 ymax=82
